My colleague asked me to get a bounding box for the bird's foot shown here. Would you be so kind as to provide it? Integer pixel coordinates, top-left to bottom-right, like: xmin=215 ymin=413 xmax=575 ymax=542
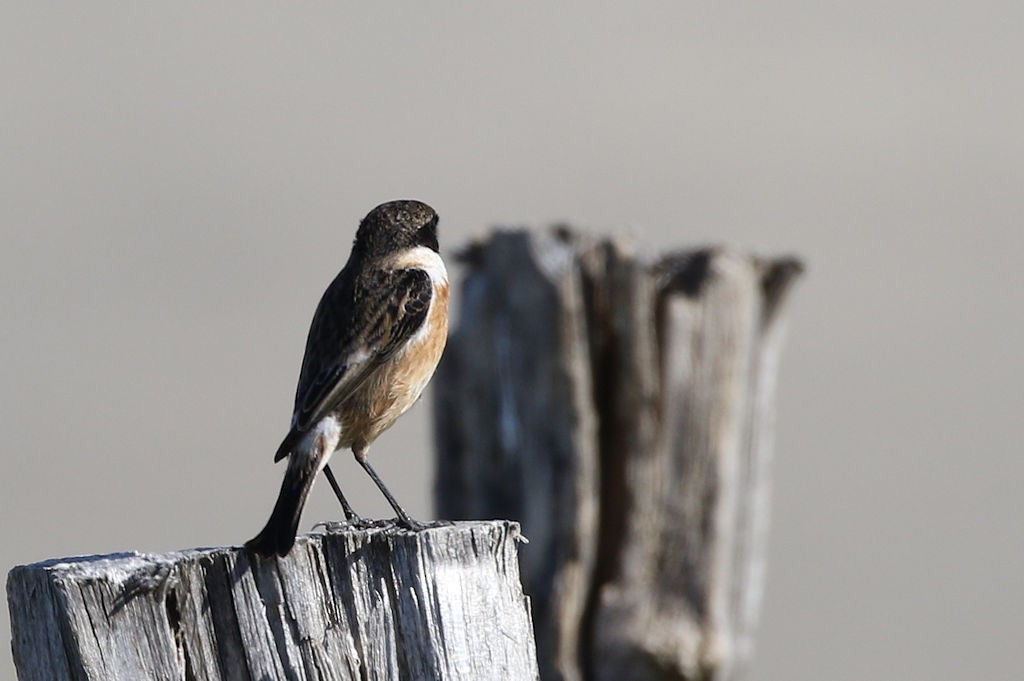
xmin=314 ymin=517 xmax=393 ymax=533
xmin=393 ymin=517 xmax=454 ymax=532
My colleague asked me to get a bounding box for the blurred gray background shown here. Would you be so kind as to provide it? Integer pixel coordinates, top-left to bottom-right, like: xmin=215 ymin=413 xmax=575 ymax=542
xmin=2 ymin=3 xmax=1021 ymax=679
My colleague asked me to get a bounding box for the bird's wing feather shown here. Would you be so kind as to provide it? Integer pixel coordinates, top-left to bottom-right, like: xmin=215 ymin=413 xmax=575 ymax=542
xmin=274 ymin=267 xmax=433 ymax=461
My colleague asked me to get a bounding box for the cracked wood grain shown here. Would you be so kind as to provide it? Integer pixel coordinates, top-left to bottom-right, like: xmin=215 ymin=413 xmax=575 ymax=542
xmin=434 ymin=229 xmax=802 ymax=681
xmin=7 ymin=521 xmax=539 ymax=681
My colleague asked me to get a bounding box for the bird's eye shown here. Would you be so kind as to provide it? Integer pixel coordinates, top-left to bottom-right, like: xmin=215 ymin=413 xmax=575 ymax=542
xmin=416 ymin=217 xmax=439 ymax=248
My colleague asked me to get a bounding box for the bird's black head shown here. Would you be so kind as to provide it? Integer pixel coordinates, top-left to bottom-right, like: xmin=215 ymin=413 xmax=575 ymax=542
xmin=353 ymin=200 xmax=439 ymax=259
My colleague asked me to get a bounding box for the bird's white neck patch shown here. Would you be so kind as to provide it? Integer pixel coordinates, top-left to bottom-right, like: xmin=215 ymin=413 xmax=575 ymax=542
xmin=392 ymin=246 xmax=448 ymax=284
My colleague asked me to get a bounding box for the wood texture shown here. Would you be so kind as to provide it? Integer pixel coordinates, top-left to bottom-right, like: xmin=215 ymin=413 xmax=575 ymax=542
xmin=434 ymin=230 xmax=802 ymax=681
xmin=434 ymin=231 xmax=599 ymax=681
xmin=7 ymin=520 xmax=539 ymax=681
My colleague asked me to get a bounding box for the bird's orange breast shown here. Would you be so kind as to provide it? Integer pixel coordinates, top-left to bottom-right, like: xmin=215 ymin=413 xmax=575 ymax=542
xmin=338 ymin=281 xmax=449 ymax=450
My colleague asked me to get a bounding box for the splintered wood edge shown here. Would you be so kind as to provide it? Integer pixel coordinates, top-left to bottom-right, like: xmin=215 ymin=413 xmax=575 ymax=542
xmin=7 ymin=520 xmax=525 ymax=581
xmin=7 ymin=520 xmax=534 ymax=681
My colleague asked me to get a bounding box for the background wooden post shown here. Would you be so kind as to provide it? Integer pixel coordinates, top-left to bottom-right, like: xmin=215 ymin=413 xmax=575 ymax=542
xmin=433 ymin=229 xmax=802 ymax=681
xmin=7 ymin=521 xmax=538 ymax=681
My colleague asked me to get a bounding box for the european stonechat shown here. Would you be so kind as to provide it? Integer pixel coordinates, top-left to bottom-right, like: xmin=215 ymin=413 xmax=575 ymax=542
xmin=246 ymin=200 xmax=449 ymax=557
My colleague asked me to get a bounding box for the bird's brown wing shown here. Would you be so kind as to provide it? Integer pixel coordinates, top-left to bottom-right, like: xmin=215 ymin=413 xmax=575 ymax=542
xmin=274 ymin=267 xmax=433 ymax=461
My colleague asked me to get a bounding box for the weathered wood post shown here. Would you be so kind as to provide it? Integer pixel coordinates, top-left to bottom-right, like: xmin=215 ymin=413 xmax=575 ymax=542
xmin=7 ymin=521 xmax=539 ymax=681
xmin=434 ymin=229 xmax=802 ymax=681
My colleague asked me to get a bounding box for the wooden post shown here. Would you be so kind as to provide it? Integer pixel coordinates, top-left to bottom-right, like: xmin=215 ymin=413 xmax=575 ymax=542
xmin=6 ymin=520 xmax=539 ymax=681
xmin=433 ymin=230 xmax=802 ymax=681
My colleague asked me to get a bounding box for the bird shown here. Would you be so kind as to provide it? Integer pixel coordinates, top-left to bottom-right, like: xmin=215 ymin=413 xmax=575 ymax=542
xmin=246 ymin=199 xmax=449 ymax=558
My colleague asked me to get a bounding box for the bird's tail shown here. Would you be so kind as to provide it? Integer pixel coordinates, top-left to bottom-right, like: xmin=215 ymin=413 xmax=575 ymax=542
xmin=246 ymin=422 xmax=338 ymax=557
xmin=245 ymin=460 xmax=315 ymax=557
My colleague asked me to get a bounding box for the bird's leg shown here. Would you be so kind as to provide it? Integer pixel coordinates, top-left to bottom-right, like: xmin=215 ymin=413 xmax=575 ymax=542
xmin=353 ymin=448 xmax=424 ymax=531
xmin=322 ymin=464 xmax=361 ymax=522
